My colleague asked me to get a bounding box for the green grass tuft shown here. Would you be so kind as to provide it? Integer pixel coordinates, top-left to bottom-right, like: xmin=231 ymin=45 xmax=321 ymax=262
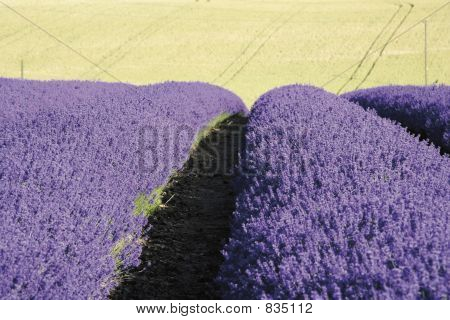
xmin=111 ymin=234 xmax=134 ymax=269
xmin=133 ymin=185 xmax=164 ymax=217
xmin=191 ymin=113 xmax=231 ymax=150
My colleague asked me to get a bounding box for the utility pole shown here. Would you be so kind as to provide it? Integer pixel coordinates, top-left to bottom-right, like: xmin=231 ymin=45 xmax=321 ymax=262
xmin=20 ymin=60 xmax=24 ymax=79
xmin=424 ymin=20 xmax=428 ymax=86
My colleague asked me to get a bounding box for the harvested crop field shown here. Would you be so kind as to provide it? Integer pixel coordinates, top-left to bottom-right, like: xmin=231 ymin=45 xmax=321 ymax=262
xmin=0 ymin=0 xmax=449 ymax=105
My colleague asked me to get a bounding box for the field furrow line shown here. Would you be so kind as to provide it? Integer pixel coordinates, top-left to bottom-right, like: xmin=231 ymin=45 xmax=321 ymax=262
xmin=0 ymin=1 xmax=121 ymax=81
xmin=321 ymin=2 xmax=449 ymax=89
xmin=0 ymin=4 xmax=80 ymax=44
xmin=85 ymin=5 xmax=190 ymax=80
xmin=221 ymin=6 xmax=305 ymax=86
xmin=212 ymin=11 xmax=284 ymax=84
xmin=0 ymin=10 xmax=73 ymax=49
xmin=19 ymin=9 xmax=112 ymax=60
xmin=354 ymin=3 xmax=414 ymax=90
xmin=337 ymin=4 xmax=403 ymax=94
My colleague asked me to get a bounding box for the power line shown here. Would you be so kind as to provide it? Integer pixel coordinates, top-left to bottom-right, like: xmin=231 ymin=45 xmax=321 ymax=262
xmin=424 ymin=20 xmax=428 ymax=85
xmin=0 ymin=1 xmax=122 ymax=82
xmin=322 ymin=1 xmax=450 ymax=88
xmin=336 ymin=4 xmax=403 ymax=94
xmin=354 ymin=3 xmax=414 ymax=90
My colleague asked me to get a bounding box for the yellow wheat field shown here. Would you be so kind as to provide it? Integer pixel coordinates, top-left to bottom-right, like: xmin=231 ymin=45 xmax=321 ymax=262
xmin=0 ymin=0 xmax=449 ymax=106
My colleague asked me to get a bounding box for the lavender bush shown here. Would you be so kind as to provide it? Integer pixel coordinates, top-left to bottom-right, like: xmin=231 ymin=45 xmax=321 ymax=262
xmin=0 ymin=78 xmax=246 ymax=299
xmin=342 ymin=85 xmax=450 ymax=153
xmin=218 ymin=85 xmax=449 ymax=299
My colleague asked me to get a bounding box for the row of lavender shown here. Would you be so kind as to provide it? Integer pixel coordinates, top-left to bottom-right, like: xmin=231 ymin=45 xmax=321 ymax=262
xmin=342 ymin=85 xmax=449 ymax=154
xmin=0 ymin=78 xmax=246 ymax=299
xmin=218 ymin=85 xmax=449 ymax=299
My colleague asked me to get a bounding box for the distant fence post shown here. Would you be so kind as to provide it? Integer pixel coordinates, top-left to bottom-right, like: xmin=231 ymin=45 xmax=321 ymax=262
xmin=424 ymin=20 xmax=428 ymax=85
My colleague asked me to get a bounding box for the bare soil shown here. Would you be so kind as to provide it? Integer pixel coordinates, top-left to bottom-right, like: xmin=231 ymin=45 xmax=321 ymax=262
xmin=110 ymin=114 xmax=247 ymax=300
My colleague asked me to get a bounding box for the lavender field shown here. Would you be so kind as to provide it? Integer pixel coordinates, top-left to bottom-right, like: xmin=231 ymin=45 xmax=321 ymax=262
xmin=218 ymin=85 xmax=449 ymax=299
xmin=0 ymin=78 xmax=246 ymax=299
xmin=342 ymin=85 xmax=450 ymax=154
xmin=0 ymin=78 xmax=449 ymax=300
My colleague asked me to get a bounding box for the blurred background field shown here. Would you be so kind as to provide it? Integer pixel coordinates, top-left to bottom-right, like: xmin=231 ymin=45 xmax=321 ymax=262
xmin=0 ymin=0 xmax=448 ymax=106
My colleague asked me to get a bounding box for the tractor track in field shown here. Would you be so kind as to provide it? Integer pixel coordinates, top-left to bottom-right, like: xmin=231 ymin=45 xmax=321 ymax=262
xmin=0 ymin=10 xmax=73 ymax=49
xmin=0 ymin=1 xmax=122 ymax=82
xmin=355 ymin=3 xmax=414 ymax=90
xmin=336 ymin=4 xmax=403 ymax=94
xmin=0 ymin=2 xmax=83 ymax=44
xmin=0 ymin=2 xmax=99 ymax=47
xmin=221 ymin=6 xmax=305 ymax=86
xmin=110 ymin=114 xmax=247 ymax=300
xmin=85 ymin=5 xmax=190 ymax=80
xmin=321 ymin=2 xmax=449 ymax=89
xmin=212 ymin=11 xmax=284 ymax=84
xmin=20 ymin=10 xmax=109 ymax=59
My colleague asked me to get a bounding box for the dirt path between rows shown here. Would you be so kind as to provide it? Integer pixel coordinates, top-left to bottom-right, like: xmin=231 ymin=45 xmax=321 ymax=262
xmin=110 ymin=114 xmax=247 ymax=300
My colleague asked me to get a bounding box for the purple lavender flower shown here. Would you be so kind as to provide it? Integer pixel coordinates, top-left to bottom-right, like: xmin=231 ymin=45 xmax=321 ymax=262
xmin=218 ymin=85 xmax=450 ymax=300
xmin=342 ymin=85 xmax=450 ymax=153
xmin=0 ymin=78 xmax=246 ymax=299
